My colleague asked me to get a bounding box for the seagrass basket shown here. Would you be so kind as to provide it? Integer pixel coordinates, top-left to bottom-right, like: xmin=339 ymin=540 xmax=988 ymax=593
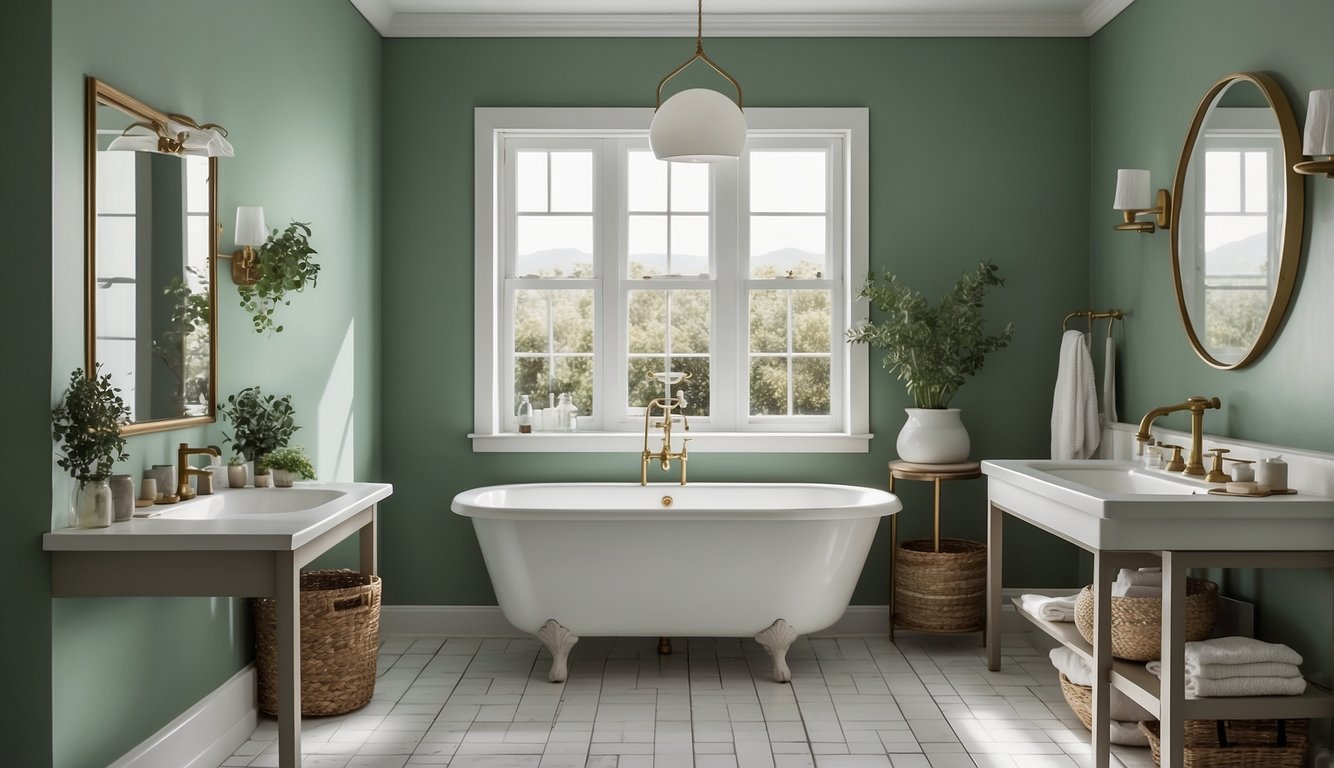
xmin=1058 ymin=672 xmax=1094 ymax=730
xmin=893 ymin=538 xmax=986 ymax=632
xmin=1140 ymin=719 xmax=1307 ymax=768
xmin=253 ymin=568 xmax=381 ymax=717
xmin=1074 ymin=578 xmax=1217 ymax=661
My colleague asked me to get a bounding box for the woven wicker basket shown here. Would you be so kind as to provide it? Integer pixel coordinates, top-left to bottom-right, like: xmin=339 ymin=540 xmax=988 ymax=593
xmin=1140 ymin=719 xmax=1307 ymax=768
xmin=1058 ymin=673 xmax=1095 ymax=730
xmin=253 ymin=569 xmax=381 ymax=717
xmin=1074 ymin=578 xmax=1217 ymax=661
xmin=894 ymin=538 xmax=985 ymax=632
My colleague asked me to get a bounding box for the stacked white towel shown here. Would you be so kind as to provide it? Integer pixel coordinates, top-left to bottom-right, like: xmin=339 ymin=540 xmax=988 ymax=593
xmin=1020 ymin=593 xmax=1078 ymax=622
xmin=1145 ymin=637 xmax=1306 ymax=698
xmin=1051 ymin=330 xmax=1100 ymax=460
xmin=1048 ymin=648 xmax=1151 ymax=746
xmin=1112 ymin=567 xmax=1161 ymax=597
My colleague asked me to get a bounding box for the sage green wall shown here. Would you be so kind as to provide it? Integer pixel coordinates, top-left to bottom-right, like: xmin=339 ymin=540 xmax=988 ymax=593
xmin=0 ymin=3 xmax=54 ymax=766
xmin=380 ymin=37 xmax=1092 ymax=608
xmin=47 ymin=2 xmax=381 ymax=767
xmin=1090 ymin=0 xmax=1334 ymax=686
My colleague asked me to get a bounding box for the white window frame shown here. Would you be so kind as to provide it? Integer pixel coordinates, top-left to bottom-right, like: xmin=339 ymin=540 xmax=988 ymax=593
xmin=472 ymin=107 xmax=870 ymax=453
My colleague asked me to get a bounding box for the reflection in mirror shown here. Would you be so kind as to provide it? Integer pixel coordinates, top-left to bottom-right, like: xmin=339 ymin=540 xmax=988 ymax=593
xmin=1171 ymin=73 xmax=1303 ymax=370
xmin=86 ymin=78 xmax=218 ymax=434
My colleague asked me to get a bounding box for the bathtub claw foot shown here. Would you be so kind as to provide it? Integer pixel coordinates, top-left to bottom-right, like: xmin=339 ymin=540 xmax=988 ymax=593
xmin=658 ymin=636 xmax=673 ymax=655
xmin=537 ymin=619 xmax=579 ymax=683
xmin=755 ymin=618 xmax=799 ymax=683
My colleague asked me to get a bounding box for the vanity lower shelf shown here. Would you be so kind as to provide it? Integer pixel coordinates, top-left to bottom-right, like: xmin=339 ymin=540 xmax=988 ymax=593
xmin=1011 ymin=597 xmax=1334 ymax=720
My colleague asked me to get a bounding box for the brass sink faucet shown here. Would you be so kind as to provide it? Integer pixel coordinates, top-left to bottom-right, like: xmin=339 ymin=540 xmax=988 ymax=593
xmin=641 ymin=389 xmax=691 ymax=486
xmin=1135 ymin=396 xmax=1220 ymax=476
xmin=177 ymin=442 xmax=221 ymax=499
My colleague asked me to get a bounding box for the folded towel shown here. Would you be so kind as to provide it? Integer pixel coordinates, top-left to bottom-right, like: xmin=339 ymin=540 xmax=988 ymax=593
xmin=1148 ymin=660 xmax=1302 ymax=680
xmin=1021 ymin=593 xmax=1078 ymax=622
xmin=1114 ymin=567 xmax=1162 ymax=590
xmin=1119 ymin=585 xmax=1162 ymax=599
xmin=1109 ymin=720 xmax=1149 ymax=747
xmin=1050 ymin=648 xmax=1155 ymax=722
xmin=1186 ymin=636 xmax=1304 ymax=667
xmin=1189 ymin=675 xmax=1306 ymax=698
xmin=1100 ymin=336 xmax=1118 ymax=429
xmin=1051 ymin=330 xmax=1100 ymax=460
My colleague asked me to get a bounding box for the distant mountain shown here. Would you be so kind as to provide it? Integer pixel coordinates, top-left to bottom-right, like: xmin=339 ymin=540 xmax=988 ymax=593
xmin=517 ymin=247 xmax=823 ymax=276
xmin=1205 ymin=232 xmax=1268 ymax=275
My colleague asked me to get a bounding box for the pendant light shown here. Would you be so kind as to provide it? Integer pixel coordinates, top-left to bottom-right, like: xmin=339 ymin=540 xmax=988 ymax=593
xmin=649 ymin=0 xmax=747 ymax=163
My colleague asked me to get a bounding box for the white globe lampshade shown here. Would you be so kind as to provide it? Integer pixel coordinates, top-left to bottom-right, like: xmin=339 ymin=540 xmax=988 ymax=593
xmin=650 ymin=88 xmax=747 ymax=163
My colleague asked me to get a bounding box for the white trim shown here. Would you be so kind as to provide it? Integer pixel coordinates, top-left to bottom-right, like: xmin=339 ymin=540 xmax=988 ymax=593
xmin=362 ymin=10 xmax=1129 ymax=38
xmin=109 ymin=665 xmax=257 ymax=768
xmin=468 ymin=431 xmax=871 ymax=452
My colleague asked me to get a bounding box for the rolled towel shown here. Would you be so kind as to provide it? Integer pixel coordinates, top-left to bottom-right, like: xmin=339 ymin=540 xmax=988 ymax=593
xmin=1050 ymin=648 xmax=1155 ymax=722
xmin=1148 ymin=660 xmax=1302 ymax=680
xmin=1110 ymin=720 xmax=1149 ymax=747
xmin=1120 ymin=585 xmax=1161 ymax=598
xmin=1185 ymin=636 xmax=1303 ymax=667
xmin=1188 ymin=675 xmax=1307 ymax=698
xmin=1113 ymin=568 xmax=1163 ymax=595
xmin=1021 ymin=592 xmax=1078 ymax=622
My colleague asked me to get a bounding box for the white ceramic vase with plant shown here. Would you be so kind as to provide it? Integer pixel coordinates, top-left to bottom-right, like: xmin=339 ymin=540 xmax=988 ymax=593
xmin=218 ymin=386 xmax=299 ymax=487
xmin=51 ymin=367 xmax=130 ymax=528
xmin=260 ymin=446 xmax=316 ymax=488
xmin=848 ymin=261 xmax=1015 ymax=464
xmin=227 ymin=455 xmax=248 ymax=488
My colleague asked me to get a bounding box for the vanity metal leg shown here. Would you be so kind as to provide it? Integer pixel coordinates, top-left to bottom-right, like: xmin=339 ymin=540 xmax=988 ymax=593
xmin=360 ymin=504 xmax=379 ymax=576
xmin=1091 ymin=552 xmax=1116 ymax=768
xmin=276 ymin=551 xmax=302 ymax=768
xmin=889 ymin=470 xmax=897 ymax=640
xmin=1160 ymin=551 xmax=1187 ymax=768
xmin=986 ymin=502 xmax=1003 ymax=671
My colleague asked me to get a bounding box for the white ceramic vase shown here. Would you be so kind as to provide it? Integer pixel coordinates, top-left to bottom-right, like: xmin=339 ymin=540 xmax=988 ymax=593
xmin=272 ymin=469 xmax=293 ymax=488
xmin=896 ymin=408 xmax=970 ymax=464
xmin=228 ymin=464 xmax=248 ymax=488
xmin=74 ymin=478 xmax=114 ymax=529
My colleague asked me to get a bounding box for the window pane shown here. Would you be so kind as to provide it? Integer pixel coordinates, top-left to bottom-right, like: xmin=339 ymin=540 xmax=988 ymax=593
xmin=97 ymin=282 xmax=136 ymax=338
xmin=670 ymin=290 xmax=710 ymax=354
xmin=1205 ymin=288 xmax=1268 ymax=353
xmin=628 ymin=150 xmax=667 ymax=211
xmin=550 ymin=151 xmax=593 ymax=212
xmin=750 ymin=216 xmax=826 ymax=278
xmin=514 ymin=356 xmax=550 ymax=406
xmin=670 ymin=215 xmax=709 ymax=275
xmin=97 ymin=216 xmax=138 ymax=277
xmin=97 ymin=151 xmax=136 ymax=214
xmin=671 ymin=162 xmax=709 ymax=212
xmin=516 ymin=151 xmax=548 ymax=212
xmin=793 ymin=357 xmax=831 ymax=415
xmin=550 ymin=291 xmax=594 ymax=353
xmin=749 ymin=290 xmax=787 ymax=353
xmin=554 ymin=356 xmax=594 ymax=417
xmin=515 ymin=216 xmax=593 ymax=276
xmin=628 ymin=215 xmax=668 ymax=277
xmin=749 ymin=357 xmax=787 ymax=416
xmin=628 ymin=357 xmax=709 ymax=416
xmin=1244 ymin=151 xmax=1268 ymax=213
xmin=628 ymin=357 xmax=662 ymax=411
xmin=185 ymin=156 xmax=210 ymax=213
xmin=676 ymin=356 xmax=710 ymax=416
xmin=1204 ymin=151 xmax=1240 ymax=213
xmin=792 ymin=290 xmax=831 ymax=353
xmin=627 ymin=290 xmax=666 ymax=354
xmin=750 ymin=151 xmax=826 ymax=213
xmin=187 ymin=215 xmax=211 ymax=274
xmin=513 ymin=290 xmax=549 ymax=354
xmin=1204 ymin=216 xmax=1267 ymax=275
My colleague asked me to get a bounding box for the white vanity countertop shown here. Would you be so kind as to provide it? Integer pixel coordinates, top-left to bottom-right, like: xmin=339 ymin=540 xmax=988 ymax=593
xmin=43 ymin=482 xmax=393 ymax=552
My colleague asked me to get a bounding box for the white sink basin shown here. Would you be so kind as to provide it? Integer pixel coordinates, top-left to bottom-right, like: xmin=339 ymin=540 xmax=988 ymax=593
xmin=150 ymin=487 xmax=346 ymax=519
xmin=1040 ymin=465 xmax=1202 ymax=495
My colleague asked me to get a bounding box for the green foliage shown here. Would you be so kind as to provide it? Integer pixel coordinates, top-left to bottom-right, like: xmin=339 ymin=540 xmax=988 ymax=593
xmin=217 ymin=387 xmax=299 ymax=466
xmin=848 ymin=261 xmax=1015 ymax=409
xmin=238 ymin=221 xmax=320 ymax=335
xmin=259 ymin=446 xmax=316 ymax=480
xmin=154 ymin=265 xmax=212 ymax=411
xmin=51 ymin=367 xmax=130 ymax=481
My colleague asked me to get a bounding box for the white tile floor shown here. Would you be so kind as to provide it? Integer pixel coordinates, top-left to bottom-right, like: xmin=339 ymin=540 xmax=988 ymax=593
xmin=218 ymin=630 xmax=1156 ymax=768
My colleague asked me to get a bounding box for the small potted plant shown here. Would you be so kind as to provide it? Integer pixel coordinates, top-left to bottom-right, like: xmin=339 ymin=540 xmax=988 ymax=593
xmin=847 ymin=260 xmax=1015 ymax=464
xmin=238 ymin=221 xmax=319 ymax=335
xmin=51 ymin=367 xmax=130 ymax=528
xmin=260 ymin=446 xmax=316 ymax=488
xmin=227 ymin=455 xmax=248 ymax=489
xmin=217 ymin=386 xmax=298 ymax=487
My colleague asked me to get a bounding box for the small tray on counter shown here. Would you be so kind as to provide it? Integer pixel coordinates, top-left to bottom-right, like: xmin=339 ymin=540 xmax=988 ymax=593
xmin=1207 ymin=487 xmax=1298 ymax=498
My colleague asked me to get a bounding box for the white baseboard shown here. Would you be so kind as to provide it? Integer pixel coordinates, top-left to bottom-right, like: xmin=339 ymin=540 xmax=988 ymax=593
xmin=109 ymin=665 xmax=257 ymax=768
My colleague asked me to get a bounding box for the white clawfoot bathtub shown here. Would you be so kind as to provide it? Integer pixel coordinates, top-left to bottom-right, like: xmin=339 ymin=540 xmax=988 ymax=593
xmin=451 ymin=482 xmax=900 ymax=682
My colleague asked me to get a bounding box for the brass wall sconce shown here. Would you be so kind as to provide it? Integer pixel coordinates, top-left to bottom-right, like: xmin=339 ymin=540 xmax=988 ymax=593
xmin=107 ymin=113 xmax=234 ymax=157
xmin=1112 ymin=168 xmax=1171 ymax=233
xmin=229 ymin=205 xmax=267 ymax=285
xmin=1294 ymin=89 xmax=1334 ymax=177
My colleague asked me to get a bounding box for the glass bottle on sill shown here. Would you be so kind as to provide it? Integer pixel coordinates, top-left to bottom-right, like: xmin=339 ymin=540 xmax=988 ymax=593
xmin=554 ymin=392 xmax=575 ymax=433
xmin=517 ymin=395 xmax=533 ymax=434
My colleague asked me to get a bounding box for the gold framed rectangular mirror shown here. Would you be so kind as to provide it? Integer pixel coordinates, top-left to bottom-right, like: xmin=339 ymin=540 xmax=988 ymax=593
xmin=85 ymin=77 xmax=218 ymax=435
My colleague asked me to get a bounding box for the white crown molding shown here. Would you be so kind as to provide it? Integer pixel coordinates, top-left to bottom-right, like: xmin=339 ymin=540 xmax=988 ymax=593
xmin=352 ymin=4 xmax=1138 ymax=38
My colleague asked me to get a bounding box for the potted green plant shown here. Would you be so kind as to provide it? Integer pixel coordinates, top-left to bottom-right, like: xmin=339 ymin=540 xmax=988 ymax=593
xmin=238 ymin=221 xmax=320 ymax=335
xmin=227 ymin=455 xmax=248 ymax=489
xmin=848 ymin=260 xmax=1015 ymax=463
xmin=260 ymin=446 xmax=316 ymax=488
xmin=217 ymin=387 xmax=298 ymax=486
xmin=51 ymin=367 xmax=130 ymax=528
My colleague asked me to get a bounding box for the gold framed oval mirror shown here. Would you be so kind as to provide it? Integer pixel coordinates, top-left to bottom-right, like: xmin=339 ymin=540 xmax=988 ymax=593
xmin=85 ymin=77 xmax=218 ymax=435
xmin=1170 ymin=72 xmax=1304 ymax=370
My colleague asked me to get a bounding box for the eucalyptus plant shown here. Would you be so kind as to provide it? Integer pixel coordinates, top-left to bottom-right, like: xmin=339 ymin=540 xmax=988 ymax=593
xmin=51 ymin=367 xmax=130 ymax=482
xmin=238 ymin=221 xmax=320 ymax=335
xmin=260 ymin=446 xmax=316 ymax=480
xmin=217 ymin=386 xmax=299 ymax=470
xmin=847 ymin=260 xmax=1015 ymax=409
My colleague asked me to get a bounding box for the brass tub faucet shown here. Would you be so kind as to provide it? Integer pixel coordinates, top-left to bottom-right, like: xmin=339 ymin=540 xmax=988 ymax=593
xmin=1135 ymin=396 xmax=1220 ymax=476
xmin=640 ymin=373 xmax=692 ymax=486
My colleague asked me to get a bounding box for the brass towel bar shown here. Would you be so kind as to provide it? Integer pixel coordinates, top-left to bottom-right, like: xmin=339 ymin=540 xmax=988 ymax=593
xmin=1062 ymin=309 xmax=1124 ymax=337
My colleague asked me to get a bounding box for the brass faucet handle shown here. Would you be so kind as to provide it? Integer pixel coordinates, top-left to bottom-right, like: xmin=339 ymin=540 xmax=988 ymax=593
xmin=1204 ymin=448 xmax=1231 ymax=483
xmin=1161 ymin=444 xmax=1186 ymax=472
xmin=1188 ymin=395 xmax=1222 ymax=410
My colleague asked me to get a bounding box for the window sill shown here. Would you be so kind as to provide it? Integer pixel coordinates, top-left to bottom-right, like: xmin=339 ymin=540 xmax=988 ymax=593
xmin=468 ymin=432 xmax=873 ymax=453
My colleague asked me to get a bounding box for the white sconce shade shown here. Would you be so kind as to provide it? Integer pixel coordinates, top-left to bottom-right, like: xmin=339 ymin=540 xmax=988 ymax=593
xmin=650 ymin=88 xmax=747 ymax=163
xmin=1113 ymin=169 xmax=1151 ymax=210
xmin=107 ymin=124 xmax=160 ymax=152
xmin=1303 ymin=89 xmax=1334 ymax=157
xmin=234 ymin=206 xmax=269 ymax=247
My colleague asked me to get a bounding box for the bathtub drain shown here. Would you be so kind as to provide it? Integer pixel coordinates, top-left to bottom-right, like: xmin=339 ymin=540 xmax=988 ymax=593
xmin=661 ymin=495 xmax=673 ymax=507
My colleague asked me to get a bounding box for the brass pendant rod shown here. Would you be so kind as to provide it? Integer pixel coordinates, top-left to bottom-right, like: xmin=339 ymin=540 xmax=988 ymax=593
xmin=653 ymin=0 xmax=744 ymax=110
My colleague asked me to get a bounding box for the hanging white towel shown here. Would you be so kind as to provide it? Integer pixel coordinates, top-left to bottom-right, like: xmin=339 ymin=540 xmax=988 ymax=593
xmin=1051 ymin=330 xmax=1100 ymax=459
xmin=1100 ymin=336 xmax=1118 ymax=429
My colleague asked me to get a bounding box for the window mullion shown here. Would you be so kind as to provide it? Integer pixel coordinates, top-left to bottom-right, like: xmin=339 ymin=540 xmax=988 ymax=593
xmin=712 ymin=156 xmax=740 ymax=431
xmin=601 ymin=138 xmax=624 ymax=431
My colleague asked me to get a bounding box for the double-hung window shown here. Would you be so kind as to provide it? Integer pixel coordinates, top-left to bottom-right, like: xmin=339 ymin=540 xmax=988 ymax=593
xmin=473 ymin=108 xmax=868 ymax=452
